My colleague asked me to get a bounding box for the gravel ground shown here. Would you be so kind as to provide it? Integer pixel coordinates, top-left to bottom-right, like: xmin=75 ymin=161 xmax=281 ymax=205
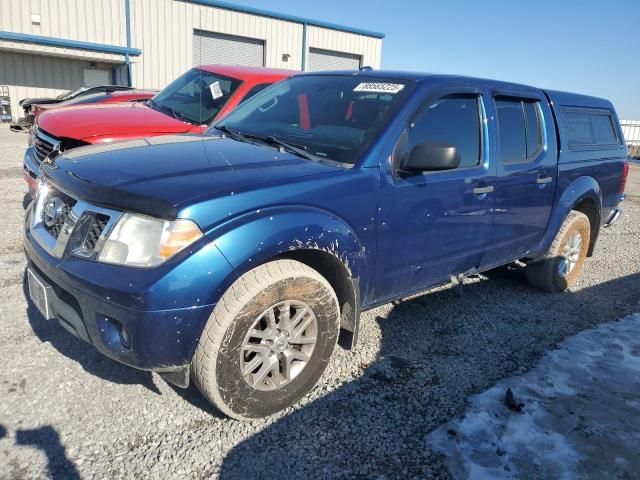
xmin=0 ymin=125 xmax=638 ymax=479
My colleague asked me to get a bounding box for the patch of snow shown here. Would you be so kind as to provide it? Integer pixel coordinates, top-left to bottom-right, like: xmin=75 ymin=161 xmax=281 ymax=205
xmin=429 ymin=313 xmax=640 ymax=480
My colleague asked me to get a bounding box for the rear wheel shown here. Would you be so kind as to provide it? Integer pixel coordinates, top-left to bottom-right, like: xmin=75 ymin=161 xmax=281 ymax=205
xmin=526 ymin=211 xmax=591 ymax=292
xmin=192 ymin=259 xmax=340 ymax=420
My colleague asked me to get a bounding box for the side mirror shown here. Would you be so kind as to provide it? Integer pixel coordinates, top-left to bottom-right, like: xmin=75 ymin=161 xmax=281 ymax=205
xmin=401 ymin=142 xmax=460 ymax=174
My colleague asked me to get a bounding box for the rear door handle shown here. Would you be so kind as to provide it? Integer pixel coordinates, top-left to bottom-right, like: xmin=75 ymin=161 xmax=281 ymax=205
xmin=473 ymin=185 xmax=494 ymax=195
xmin=536 ymin=176 xmax=553 ymax=185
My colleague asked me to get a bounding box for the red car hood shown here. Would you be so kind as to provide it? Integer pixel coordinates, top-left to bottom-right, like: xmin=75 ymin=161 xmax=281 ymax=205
xmin=36 ymin=102 xmax=193 ymax=141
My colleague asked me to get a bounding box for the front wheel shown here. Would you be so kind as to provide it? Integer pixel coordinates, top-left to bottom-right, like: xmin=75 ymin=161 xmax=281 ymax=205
xmin=192 ymin=259 xmax=340 ymax=420
xmin=526 ymin=210 xmax=591 ymax=292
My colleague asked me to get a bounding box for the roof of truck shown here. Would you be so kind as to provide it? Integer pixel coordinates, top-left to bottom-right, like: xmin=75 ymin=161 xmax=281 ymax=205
xmin=196 ymin=64 xmax=295 ymax=81
xmin=544 ymin=89 xmax=614 ymax=111
xmin=298 ymin=69 xmax=614 ymax=108
xmin=298 ymin=69 xmax=547 ymax=93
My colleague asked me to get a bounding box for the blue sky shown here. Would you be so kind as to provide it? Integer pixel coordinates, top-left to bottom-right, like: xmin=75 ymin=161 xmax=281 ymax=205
xmin=230 ymin=0 xmax=640 ymax=119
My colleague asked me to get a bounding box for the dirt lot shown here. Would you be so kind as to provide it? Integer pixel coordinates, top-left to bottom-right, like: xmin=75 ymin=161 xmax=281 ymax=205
xmin=0 ymin=126 xmax=638 ymax=479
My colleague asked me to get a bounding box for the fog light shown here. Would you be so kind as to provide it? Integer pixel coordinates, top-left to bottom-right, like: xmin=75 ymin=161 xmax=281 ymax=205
xmin=119 ymin=324 xmax=131 ymax=349
xmin=97 ymin=315 xmax=132 ymax=352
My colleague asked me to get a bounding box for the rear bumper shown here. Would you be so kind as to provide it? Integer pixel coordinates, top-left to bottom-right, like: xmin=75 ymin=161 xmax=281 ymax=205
xmin=604 ymin=207 xmax=622 ymax=227
xmin=23 ymin=210 xmax=221 ymax=373
xmin=604 ymin=194 xmax=625 ymax=228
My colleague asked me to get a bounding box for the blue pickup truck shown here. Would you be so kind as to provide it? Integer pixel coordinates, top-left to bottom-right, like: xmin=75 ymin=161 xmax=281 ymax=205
xmin=24 ymin=70 xmax=629 ymax=419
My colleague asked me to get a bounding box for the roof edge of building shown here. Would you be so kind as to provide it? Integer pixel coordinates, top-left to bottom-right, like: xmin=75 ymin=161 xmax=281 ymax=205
xmin=187 ymin=0 xmax=386 ymax=39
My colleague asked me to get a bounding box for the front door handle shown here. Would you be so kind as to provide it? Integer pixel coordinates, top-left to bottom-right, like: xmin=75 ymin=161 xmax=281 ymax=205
xmin=536 ymin=176 xmax=553 ymax=185
xmin=473 ymin=185 xmax=494 ymax=195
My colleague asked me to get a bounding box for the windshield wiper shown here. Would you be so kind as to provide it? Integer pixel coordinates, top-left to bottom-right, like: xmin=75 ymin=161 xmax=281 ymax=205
xmin=214 ymin=125 xmax=259 ymax=145
xmin=243 ymin=133 xmax=318 ymax=161
xmin=148 ymin=100 xmax=196 ymax=124
xmin=214 ymin=127 xmax=318 ymax=161
xmin=164 ymin=106 xmax=194 ymax=124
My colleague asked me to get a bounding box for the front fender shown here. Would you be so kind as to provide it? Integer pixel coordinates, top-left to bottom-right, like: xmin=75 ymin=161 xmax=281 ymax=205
xmin=211 ymin=206 xmax=368 ymax=282
xmin=528 ymin=175 xmax=602 ymax=259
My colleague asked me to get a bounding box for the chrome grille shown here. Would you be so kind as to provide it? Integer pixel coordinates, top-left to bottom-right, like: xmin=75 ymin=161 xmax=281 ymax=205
xmin=41 ymin=189 xmax=76 ymax=239
xmin=32 ymin=128 xmax=59 ymax=164
xmin=84 ymin=214 xmax=109 ymax=251
xmin=30 ymin=180 xmax=122 ymax=260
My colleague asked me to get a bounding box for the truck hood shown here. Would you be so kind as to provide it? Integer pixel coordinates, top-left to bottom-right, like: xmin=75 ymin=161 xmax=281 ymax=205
xmin=37 ymin=102 xmax=193 ymax=140
xmin=42 ymin=135 xmax=341 ymax=219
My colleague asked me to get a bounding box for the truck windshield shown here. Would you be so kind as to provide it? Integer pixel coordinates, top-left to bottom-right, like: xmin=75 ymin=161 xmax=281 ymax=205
xmin=150 ymin=68 xmax=242 ymax=125
xmin=215 ymin=75 xmax=414 ymax=164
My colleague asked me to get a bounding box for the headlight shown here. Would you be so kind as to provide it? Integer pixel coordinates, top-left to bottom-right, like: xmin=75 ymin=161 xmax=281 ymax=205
xmin=98 ymin=213 xmax=203 ymax=267
xmin=35 ymin=177 xmax=48 ymax=199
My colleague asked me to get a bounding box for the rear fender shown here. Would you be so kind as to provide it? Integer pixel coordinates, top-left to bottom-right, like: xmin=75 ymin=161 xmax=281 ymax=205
xmin=528 ymin=176 xmax=602 ymax=259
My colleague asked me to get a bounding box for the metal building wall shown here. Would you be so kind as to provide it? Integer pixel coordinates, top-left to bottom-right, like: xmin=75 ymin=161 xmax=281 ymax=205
xmin=0 ymin=0 xmax=384 ymax=119
xmin=0 ymin=51 xmax=116 ymax=120
xmin=0 ymin=0 xmax=131 ymax=120
xmin=306 ymin=25 xmax=382 ymax=70
xmin=0 ymin=0 xmax=127 ymax=60
xmin=128 ymin=0 xmax=382 ymax=89
xmin=128 ymin=0 xmax=302 ymax=89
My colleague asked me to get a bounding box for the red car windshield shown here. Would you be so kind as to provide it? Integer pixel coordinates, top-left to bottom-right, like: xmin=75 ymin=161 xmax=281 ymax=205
xmin=57 ymin=87 xmax=89 ymax=100
xmin=149 ymin=68 xmax=242 ymax=125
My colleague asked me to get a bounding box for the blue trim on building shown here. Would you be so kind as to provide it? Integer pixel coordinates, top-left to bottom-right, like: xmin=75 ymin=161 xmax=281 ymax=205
xmin=0 ymin=31 xmax=142 ymax=56
xmin=301 ymin=22 xmax=308 ymax=71
xmin=124 ymin=0 xmax=133 ymax=86
xmin=186 ymin=0 xmax=385 ymax=39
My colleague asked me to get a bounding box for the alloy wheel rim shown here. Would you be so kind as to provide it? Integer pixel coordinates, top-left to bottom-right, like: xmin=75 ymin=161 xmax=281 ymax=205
xmin=558 ymin=231 xmax=583 ymax=276
xmin=240 ymin=300 xmax=318 ymax=391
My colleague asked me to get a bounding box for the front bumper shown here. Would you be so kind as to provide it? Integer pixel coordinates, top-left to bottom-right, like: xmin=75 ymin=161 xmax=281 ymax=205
xmin=23 ymin=207 xmax=231 ymax=373
xmin=23 ymin=147 xmax=39 ymax=197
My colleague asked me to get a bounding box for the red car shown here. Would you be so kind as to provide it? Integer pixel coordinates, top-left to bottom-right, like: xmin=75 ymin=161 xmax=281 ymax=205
xmin=30 ymin=89 xmax=158 ymax=118
xmin=24 ymin=65 xmax=293 ymax=194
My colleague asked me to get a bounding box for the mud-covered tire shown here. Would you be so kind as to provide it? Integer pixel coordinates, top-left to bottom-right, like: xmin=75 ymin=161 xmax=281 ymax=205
xmin=192 ymin=259 xmax=340 ymax=420
xmin=526 ymin=211 xmax=591 ymax=292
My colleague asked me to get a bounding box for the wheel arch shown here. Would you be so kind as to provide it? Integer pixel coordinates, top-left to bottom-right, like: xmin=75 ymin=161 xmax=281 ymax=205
xmin=571 ymin=197 xmax=601 ymax=256
xmin=210 ymin=206 xmax=368 ymax=349
xmin=528 ymin=175 xmax=603 ymax=259
xmin=277 ymin=248 xmax=361 ymax=350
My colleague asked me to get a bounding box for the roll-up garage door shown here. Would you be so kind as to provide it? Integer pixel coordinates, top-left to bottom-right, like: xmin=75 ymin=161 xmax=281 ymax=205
xmin=193 ymin=30 xmax=265 ymax=67
xmin=0 ymin=51 xmax=95 ymax=121
xmin=308 ymin=48 xmax=361 ymax=71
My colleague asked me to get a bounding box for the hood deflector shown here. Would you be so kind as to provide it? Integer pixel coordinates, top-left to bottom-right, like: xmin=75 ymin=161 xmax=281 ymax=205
xmin=42 ymin=160 xmax=178 ymax=220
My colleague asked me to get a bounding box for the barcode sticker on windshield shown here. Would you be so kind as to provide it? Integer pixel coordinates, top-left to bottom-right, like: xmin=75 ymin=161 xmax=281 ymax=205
xmin=210 ymin=81 xmax=224 ymax=100
xmin=354 ymin=82 xmax=405 ymax=94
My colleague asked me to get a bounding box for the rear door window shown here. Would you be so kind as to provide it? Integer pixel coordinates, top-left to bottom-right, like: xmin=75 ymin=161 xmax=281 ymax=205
xmin=496 ymin=98 xmax=543 ymax=163
xmin=524 ymin=101 xmax=542 ymax=157
xmin=496 ymin=99 xmax=526 ymax=163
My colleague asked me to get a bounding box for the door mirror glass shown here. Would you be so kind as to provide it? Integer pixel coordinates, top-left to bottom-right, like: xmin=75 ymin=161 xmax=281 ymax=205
xmin=404 ymin=142 xmax=460 ymax=173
